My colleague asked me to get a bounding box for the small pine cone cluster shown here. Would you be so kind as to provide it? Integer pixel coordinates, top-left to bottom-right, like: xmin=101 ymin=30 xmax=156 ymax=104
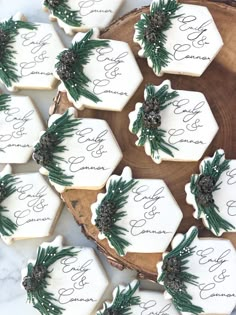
xmin=95 ymin=200 xmax=116 ymax=233
xmin=103 ymin=308 xmax=119 ymax=315
xmin=57 ymin=50 xmax=77 ymax=82
xmin=33 ymin=133 xmax=57 ymax=166
xmin=44 ymin=0 xmax=61 ymax=8
xmin=150 ymin=11 xmax=167 ymax=29
xmin=196 ymin=175 xmax=215 ymax=207
xmin=142 ymin=97 xmax=161 ymax=129
xmin=162 ymin=256 xmax=183 ymax=292
xmin=22 ymin=265 xmax=47 ymax=292
xmin=144 ymin=11 xmax=167 ymax=43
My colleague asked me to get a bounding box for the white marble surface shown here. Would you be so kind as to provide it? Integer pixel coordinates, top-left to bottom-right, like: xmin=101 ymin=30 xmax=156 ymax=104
xmin=0 ymin=1 xmax=235 ymax=315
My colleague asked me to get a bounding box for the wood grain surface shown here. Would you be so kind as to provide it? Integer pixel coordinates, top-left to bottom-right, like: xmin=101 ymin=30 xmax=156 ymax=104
xmin=51 ymin=0 xmax=236 ymax=281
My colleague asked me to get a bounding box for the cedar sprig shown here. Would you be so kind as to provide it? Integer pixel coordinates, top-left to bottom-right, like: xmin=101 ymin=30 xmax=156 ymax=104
xmin=97 ymin=281 xmax=140 ymax=315
xmin=190 ymin=150 xmax=234 ymax=235
xmin=55 ymin=29 xmax=109 ymax=103
xmin=135 ymin=0 xmax=182 ymax=74
xmin=95 ymin=177 xmax=137 ymax=256
xmin=158 ymin=227 xmax=204 ymax=314
xmin=0 ymin=18 xmax=37 ymax=87
xmin=44 ymin=0 xmax=81 ymax=27
xmin=23 ymin=245 xmax=77 ymax=315
xmin=0 ymin=174 xmax=20 ymax=236
xmin=33 ymin=110 xmax=81 ymax=187
xmin=132 ymin=84 xmax=178 ymax=158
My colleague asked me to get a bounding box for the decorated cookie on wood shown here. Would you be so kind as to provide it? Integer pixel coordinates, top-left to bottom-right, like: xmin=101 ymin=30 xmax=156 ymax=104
xmin=0 ymin=13 xmax=64 ymax=91
xmin=129 ymin=80 xmax=218 ymax=164
xmin=185 ymin=149 xmax=236 ymax=236
xmin=21 ymin=236 xmax=109 ymax=315
xmin=43 ymin=0 xmax=125 ymax=35
xmin=33 ymin=107 xmax=122 ymax=193
xmin=97 ymin=280 xmax=180 ymax=315
xmin=55 ymin=29 xmax=143 ymax=111
xmin=91 ymin=166 xmax=183 ymax=256
xmin=0 ymin=165 xmax=62 ymax=245
xmin=157 ymin=227 xmax=236 ymax=315
xmin=0 ymin=94 xmax=45 ymax=164
xmin=134 ymin=0 xmax=223 ymax=77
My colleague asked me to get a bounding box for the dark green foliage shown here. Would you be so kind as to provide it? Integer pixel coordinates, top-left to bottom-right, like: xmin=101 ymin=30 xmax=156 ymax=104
xmin=135 ymin=0 xmax=181 ymax=73
xmin=55 ymin=29 xmax=109 ymax=103
xmin=190 ymin=150 xmax=234 ymax=235
xmin=23 ymin=245 xmax=77 ymax=315
xmin=44 ymin=0 xmax=82 ymax=27
xmin=0 ymin=18 xmax=37 ymax=87
xmin=98 ymin=281 xmax=140 ymax=315
xmin=158 ymin=227 xmax=204 ymax=314
xmin=0 ymin=174 xmax=19 ymax=236
xmin=33 ymin=110 xmax=81 ymax=187
xmin=95 ymin=177 xmax=137 ymax=256
xmin=132 ymin=84 xmax=178 ymax=158
xmin=0 ymin=94 xmax=11 ymax=111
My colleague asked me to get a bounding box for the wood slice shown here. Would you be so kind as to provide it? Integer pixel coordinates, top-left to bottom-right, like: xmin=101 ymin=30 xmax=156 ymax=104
xmin=51 ymin=0 xmax=236 ymax=281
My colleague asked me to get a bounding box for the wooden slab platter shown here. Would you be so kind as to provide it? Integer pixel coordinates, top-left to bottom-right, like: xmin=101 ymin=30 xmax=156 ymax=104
xmin=50 ymin=0 xmax=236 ymax=281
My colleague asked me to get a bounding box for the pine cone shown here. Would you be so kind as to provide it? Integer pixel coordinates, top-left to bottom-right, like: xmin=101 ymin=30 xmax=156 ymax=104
xmin=143 ymin=111 xmax=161 ymax=129
xmin=44 ymin=0 xmax=61 ymax=8
xmin=100 ymin=201 xmax=116 ymax=216
xmin=40 ymin=133 xmax=57 ymax=149
xmin=144 ymin=28 xmax=157 ymax=43
xmin=22 ymin=276 xmax=38 ymax=292
xmin=143 ymin=97 xmax=160 ymax=113
xmin=57 ymin=63 xmax=73 ymax=81
xmin=162 ymin=256 xmax=181 ymax=274
xmin=196 ymin=192 xmax=214 ymax=207
xmin=33 ymin=148 xmax=52 ymax=166
xmin=32 ymin=265 xmax=47 ymax=281
xmin=197 ymin=175 xmax=215 ymax=194
xmin=150 ymin=11 xmax=167 ymax=28
xmin=60 ymin=50 xmax=77 ymax=65
xmin=0 ymin=29 xmax=9 ymax=45
xmin=95 ymin=215 xmax=113 ymax=233
xmin=165 ymin=275 xmax=183 ymax=291
xmin=104 ymin=309 xmax=119 ymax=315
xmin=0 ymin=184 xmax=6 ymax=202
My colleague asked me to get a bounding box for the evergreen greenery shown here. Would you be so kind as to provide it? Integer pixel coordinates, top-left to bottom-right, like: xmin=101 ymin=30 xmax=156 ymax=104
xmin=55 ymin=29 xmax=109 ymax=103
xmin=132 ymin=84 xmax=178 ymax=159
xmin=0 ymin=18 xmax=36 ymax=87
xmin=135 ymin=0 xmax=181 ymax=74
xmin=190 ymin=150 xmax=234 ymax=235
xmin=33 ymin=110 xmax=81 ymax=187
xmin=0 ymin=94 xmax=11 ymax=111
xmin=158 ymin=227 xmax=204 ymax=314
xmin=95 ymin=177 xmax=137 ymax=256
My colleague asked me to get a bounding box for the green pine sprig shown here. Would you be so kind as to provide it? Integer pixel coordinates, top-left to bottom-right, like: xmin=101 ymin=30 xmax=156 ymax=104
xmin=0 ymin=174 xmax=20 ymax=236
xmin=158 ymin=227 xmax=204 ymax=315
xmin=98 ymin=281 xmax=140 ymax=315
xmin=132 ymin=84 xmax=178 ymax=159
xmin=0 ymin=94 xmax=11 ymax=111
xmin=95 ymin=177 xmax=137 ymax=256
xmin=0 ymin=17 xmax=37 ymax=87
xmin=190 ymin=150 xmax=234 ymax=235
xmin=23 ymin=245 xmax=78 ymax=315
xmin=135 ymin=0 xmax=182 ymax=74
xmin=44 ymin=0 xmax=82 ymax=27
xmin=33 ymin=110 xmax=81 ymax=187
xmin=55 ymin=29 xmax=109 ymax=103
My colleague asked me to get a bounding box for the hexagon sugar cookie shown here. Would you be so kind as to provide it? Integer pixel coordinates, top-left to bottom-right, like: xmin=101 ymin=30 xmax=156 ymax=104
xmin=43 ymin=0 xmax=125 ymax=35
xmin=91 ymin=166 xmax=183 ymax=256
xmin=129 ymin=80 xmax=218 ymax=164
xmin=0 ymin=13 xmax=64 ymax=91
xmin=55 ymin=29 xmax=143 ymax=111
xmin=33 ymin=107 xmax=122 ymax=193
xmin=97 ymin=280 xmax=180 ymax=315
xmin=0 ymin=165 xmax=62 ymax=245
xmin=157 ymin=227 xmax=236 ymax=315
xmin=0 ymin=94 xmax=45 ymax=164
xmin=185 ymin=149 xmax=236 ymax=236
xmin=134 ymin=0 xmax=223 ymax=77
xmin=21 ymin=236 xmax=109 ymax=315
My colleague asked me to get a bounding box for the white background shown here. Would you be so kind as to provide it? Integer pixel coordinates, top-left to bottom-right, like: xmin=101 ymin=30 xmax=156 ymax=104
xmin=0 ymin=1 xmax=235 ymax=315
